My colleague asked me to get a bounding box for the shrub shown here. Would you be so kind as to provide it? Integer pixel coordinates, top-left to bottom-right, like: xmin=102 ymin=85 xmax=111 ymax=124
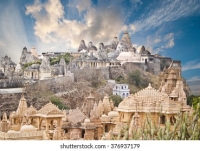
xmin=128 ymin=70 xmax=140 ymax=87
xmin=23 ymin=60 xmax=41 ymax=68
xmin=109 ymin=95 xmax=123 ymax=107
xmin=49 ymin=96 xmax=69 ymax=110
xmin=50 ymin=53 xmax=73 ymax=65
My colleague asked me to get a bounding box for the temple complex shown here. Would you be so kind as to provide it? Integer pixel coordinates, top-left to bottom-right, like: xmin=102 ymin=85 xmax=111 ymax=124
xmin=0 ymin=55 xmax=16 ymax=77
xmin=23 ymin=54 xmax=74 ymax=81
xmin=68 ymin=31 xmax=175 ymax=76
xmin=0 ymin=93 xmax=65 ymax=140
xmin=0 ymin=30 xmax=193 ymax=140
xmin=0 ymin=68 xmax=192 ymax=140
xmin=0 ymin=31 xmax=181 ymax=87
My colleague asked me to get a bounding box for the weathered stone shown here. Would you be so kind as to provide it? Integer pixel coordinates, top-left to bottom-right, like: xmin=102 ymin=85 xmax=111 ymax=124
xmin=78 ymin=40 xmax=87 ymax=52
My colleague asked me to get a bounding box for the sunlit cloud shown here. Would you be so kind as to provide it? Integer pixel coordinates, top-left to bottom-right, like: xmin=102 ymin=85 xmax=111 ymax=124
xmin=25 ymin=0 xmax=126 ymax=54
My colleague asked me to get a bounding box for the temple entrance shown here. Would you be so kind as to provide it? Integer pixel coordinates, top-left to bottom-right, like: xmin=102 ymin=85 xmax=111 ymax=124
xmin=105 ymin=125 xmax=108 ymax=132
xmin=145 ymin=59 xmax=147 ymax=64
xmin=160 ymin=115 xmax=166 ymax=124
xmin=81 ymin=130 xmax=85 ymax=138
xmin=39 ymin=119 xmax=46 ymax=130
xmin=50 ymin=119 xmax=58 ymax=130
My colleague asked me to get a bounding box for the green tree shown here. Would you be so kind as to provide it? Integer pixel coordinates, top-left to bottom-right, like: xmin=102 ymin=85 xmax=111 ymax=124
xmin=23 ymin=60 xmax=41 ymax=69
xmin=50 ymin=53 xmax=74 ymax=65
xmin=116 ymin=75 xmax=125 ymax=83
xmin=187 ymin=95 xmax=195 ymax=106
xmin=128 ymin=70 xmax=141 ymax=87
xmin=49 ymin=96 xmax=69 ymax=110
xmin=192 ymin=96 xmax=200 ymax=115
xmin=109 ymin=95 xmax=123 ymax=107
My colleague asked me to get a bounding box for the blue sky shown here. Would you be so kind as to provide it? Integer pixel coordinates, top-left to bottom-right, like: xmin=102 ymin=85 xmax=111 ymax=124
xmin=0 ymin=0 xmax=200 ymax=94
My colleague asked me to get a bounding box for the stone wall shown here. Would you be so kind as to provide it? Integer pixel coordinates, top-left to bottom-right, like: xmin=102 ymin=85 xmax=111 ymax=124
xmin=0 ymin=78 xmax=24 ymax=88
xmin=0 ymin=131 xmax=44 ymax=140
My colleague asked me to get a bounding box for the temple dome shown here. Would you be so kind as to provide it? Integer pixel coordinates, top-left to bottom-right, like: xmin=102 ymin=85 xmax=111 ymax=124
xmin=101 ymin=114 xmax=108 ymax=118
xmin=108 ymin=111 xmax=118 ymax=117
xmin=20 ymin=124 xmax=37 ymax=132
xmin=118 ymin=84 xmax=169 ymax=111
xmin=84 ymin=118 xmax=90 ymax=123
xmin=7 ymin=130 xmax=18 ymax=134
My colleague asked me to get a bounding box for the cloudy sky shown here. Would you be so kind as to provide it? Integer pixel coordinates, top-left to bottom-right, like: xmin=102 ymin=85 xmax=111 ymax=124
xmin=0 ymin=0 xmax=200 ymax=94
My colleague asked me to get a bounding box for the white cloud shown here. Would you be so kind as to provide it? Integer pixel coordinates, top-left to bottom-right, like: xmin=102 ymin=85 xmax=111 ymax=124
xmin=154 ymin=38 xmax=161 ymax=43
xmin=182 ymin=60 xmax=200 ymax=71
xmin=25 ymin=0 xmax=126 ymax=53
xmin=166 ymin=38 xmax=174 ymax=48
xmin=129 ymin=0 xmax=200 ymax=33
xmin=163 ymin=33 xmax=174 ymax=41
xmin=146 ymin=32 xmax=175 ymax=54
xmin=187 ymin=76 xmax=200 ymax=82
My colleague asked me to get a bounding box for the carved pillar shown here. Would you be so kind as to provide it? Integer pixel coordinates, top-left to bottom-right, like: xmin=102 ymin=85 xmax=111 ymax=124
xmin=45 ymin=119 xmax=49 ymax=132
xmin=37 ymin=117 xmax=40 ymax=131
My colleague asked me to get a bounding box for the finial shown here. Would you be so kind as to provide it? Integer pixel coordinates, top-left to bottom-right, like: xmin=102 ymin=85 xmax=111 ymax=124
xmin=148 ymin=83 xmax=152 ymax=88
xmin=2 ymin=112 xmax=7 ymax=121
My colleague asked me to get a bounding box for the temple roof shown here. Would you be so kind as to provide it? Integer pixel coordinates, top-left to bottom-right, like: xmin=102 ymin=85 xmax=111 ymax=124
xmin=118 ymin=84 xmax=170 ymax=112
xmin=67 ymin=108 xmax=86 ymax=124
xmin=34 ymin=102 xmax=64 ymax=118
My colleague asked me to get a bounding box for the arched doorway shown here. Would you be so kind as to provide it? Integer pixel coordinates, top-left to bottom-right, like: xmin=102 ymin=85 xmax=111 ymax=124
xmin=64 ymin=129 xmax=68 ymax=133
xmin=50 ymin=119 xmax=58 ymax=130
xmin=81 ymin=129 xmax=85 ymax=138
xmin=160 ymin=115 xmax=166 ymax=124
xmin=105 ymin=125 xmax=108 ymax=132
xmin=39 ymin=119 xmax=46 ymax=130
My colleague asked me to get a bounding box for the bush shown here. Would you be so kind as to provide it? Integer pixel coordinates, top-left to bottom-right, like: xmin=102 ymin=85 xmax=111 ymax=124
xmin=49 ymin=96 xmax=69 ymax=110
xmin=23 ymin=60 xmax=41 ymax=68
xmin=50 ymin=53 xmax=73 ymax=65
xmin=109 ymin=95 xmax=123 ymax=107
xmin=128 ymin=70 xmax=141 ymax=87
xmin=116 ymin=75 xmax=125 ymax=83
